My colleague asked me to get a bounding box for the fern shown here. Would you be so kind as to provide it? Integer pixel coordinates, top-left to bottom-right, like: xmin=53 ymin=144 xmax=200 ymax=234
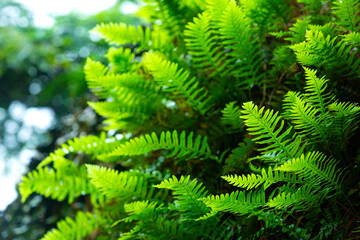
xmin=223 ymin=138 xmax=254 ymax=172
xmin=86 ymin=165 xmax=149 ymax=201
xmin=108 ymin=130 xmax=211 ymax=159
xmin=122 ymin=200 xmax=162 ymax=223
xmin=221 ymin=101 xmax=242 ymax=131
xmin=328 ymin=102 xmax=360 ymax=144
xmin=107 ymin=47 xmax=137 ymax=74
xmin=290 ymin=30 xmax=360 ymax=76
xmin=219 ymin=1 xmax=264 ymax=86
xmin=41 ymin=212 xmax=98 ymax=240
xmin=303 ymin=67 xmax=334 ymax=113
xmin=20 ymin=160 xmax=99 ymax=204
xmin=241 ymin=101 xmax=303 ymax=161
xmin=184 ymin=12 xmax=230 ymax=78
xmin=332 ymin=0 xmax=360 ymax=32
xmin=200 ymin=189 xmax=266 ymax=219
xmin=18 ymin=1 xmax=360 ymax=239
xmin=143 ymin=52 xmax=213 ymax=114
xmin=223 ymin=166 xmax=301 ymax=190
xmin=205 ymin=0 xmax=229 ymax=24
xmin=267 ymin=185 xmax=318 ymax=210
xmin=155 ymin=175 xmax=210 ymax=220
xmin=283 ymin=91 xmax=329 ymax=144
xmin=342 ymin=32 xmax=360 ymax=46
xmin=38 ymin=132 xmax=125 ymax=168
xmin=286 ymin=18 xmax=311 ymax=43
xmin=93 ymin=22 xmax=151 ymax=46
xmin=276 ymin=151 xmax=343 ymax=192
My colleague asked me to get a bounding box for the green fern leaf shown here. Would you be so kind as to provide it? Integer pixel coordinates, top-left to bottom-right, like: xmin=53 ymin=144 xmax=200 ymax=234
xmin=218 ymin=0 xmax=264 ymax=86
xmin=341 ymin=32 xmax=360 ymax=46
xmin=19 ymin=161 xmax=99 ymax=204
xmin=108 ymin=130 xmax=211 ymax=159
xmin=267 ymin=185 xmax=318 ymax=210
xmin=276 ymin=151 xmax=343 ymax=192
xmin=240 ymin=101 xmax=302 ymax=161
xmin=154 ymin=175 xmax=210 ymax=220
xmin=184 ymin=12 xmax=231 ymax=78
xmin=205 ymin=0 xmax=229 ymax=24
xmin=285 ymin=17 xmax=311 ymax=43
xmin=41 ymin=212 xmax=98 ymax=240
xmin=223 ymin=166 xmax=302 ymax=190
xmin=303 ymin=67 xmax=334 ymax=114
xmin=200 ymin=189 xmax=266 ymax=219
xmin=332 ymin=0 xmax=360 ymax=32
xmin=283 ymin=91 xmax=329 ymax=144
xmin=328 ymin=102 xmax=360 ymax=143
xmin=92 ymin=22 xmax=151 ymax=46
xmin=290 ymin=30 xmax=360 ymax=76
xmin=38 ymin=132 xmax=126 ymax=168
xmin=143 ymin=52 xmax=213 ymax=114
xmin=107 ymin=47 xmax=137 ymax=74
xmin=221 ymin=101 xmax=243 ymax=131
xmin=123 ymin=200 xmax=163 ymax=223
xmin=86 ymin=165 xmax=149 ymax=201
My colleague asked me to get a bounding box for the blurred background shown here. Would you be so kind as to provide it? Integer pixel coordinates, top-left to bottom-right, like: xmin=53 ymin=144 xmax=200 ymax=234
xmin=0 ymin=0 xmax=139 ymax=238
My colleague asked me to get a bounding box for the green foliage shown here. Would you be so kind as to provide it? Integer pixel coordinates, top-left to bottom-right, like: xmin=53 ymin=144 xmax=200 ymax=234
xmin=240 ymin=101 xmax=303 ymax=161
xmin=109 ymin=130 xmax=211 ymax=159
xmin=18 ymin=0 xmax=360 ymax=239
xmin=40 ymin=212 xmax=98 ymax=240
xmin=332 ymin=0 xmax=360 ymax=32
xmin=86 ymin=165 xmax=149 ymax=200
xmin=221 ymin=101 xmax=242 ymax=131
xmin=20 ymin=159 xmax=100 ymax=204
xmin=155 ymin=175 xmax=210 ymax=220
xmin=184 ymin=12 xmax=231 ymax=78
xmin=143 ymin=52 xmax=213 ymax=114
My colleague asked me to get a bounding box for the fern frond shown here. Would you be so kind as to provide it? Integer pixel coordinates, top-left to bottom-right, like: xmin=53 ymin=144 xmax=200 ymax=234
xmin=107 ymin=47 xmax=137 ymax=74
xmin=332 ymin=0 xmax=360 ymax=32
xmin=184 ymin=12 xmax=230 ymax=78
xmin=120 ymin=217 xmax=184 ymax=240
xmin=223 ymin=167 xmax=301 ymax=190
xmin=143 ymin=52 xmax=213 ymax=114
xmin=240 ymin=101 xmax=302 ymax=161
xmin=219 ymin=1 xmax=264 ymax=86
xmin=303 ymin=67 xmax=334 ymax=114
xmin=108 ymin=130 xmax=211 ymax=159
xmin=224 ymin=138 xmax=254 ymax=172
xmin=200 ymin=189 xmax=266 ymax=218
xmin=342 ymin=32 xmax=360 ymax=46
xmin=205 ymin=0 xmax=229 ymax=24
xmin=123 ymin=200 xmax=162 ymax=223
xmin=221 ymin=101 xmax=242 ymax=131
xmin=328 ymin=101 xmax=360 ymax=143
xmin=267 ymin=185 xmax=318 ymax=210
xmin=290 ymin=30 xmax=360 ymax=76
xmin=276 ymin=151 xmax=343 ymax=191
xmin=86 ymin=165 xmax=149 ymax=201
xmin=92 ymin=22 xmax=150 ymax=46
xmin=241 ymin=0 xmax=293 ymax=33
xmin=19 ymin=161 xmax=98 ymax=204
xmin=285 ymin=18 xmax=311 ymax=43
xmin=179 ymin=0 xmax=206 ymax=10
xmin=41 ymin=212 xmax=98 ymax=240
xmin=38 ymin=132 xmax=125 ymax=168
xmin=84 ymin=58 xmax=159 ymax=99
xmin=149 ymin=1 xmax=182 ymax=37
xmin=154 ymin=175 xmax=210 ymax=220
xmin=283 ymin=91 xmax=329 ymax=144
xmin=88 ymin=101 xmax=152 ymax=122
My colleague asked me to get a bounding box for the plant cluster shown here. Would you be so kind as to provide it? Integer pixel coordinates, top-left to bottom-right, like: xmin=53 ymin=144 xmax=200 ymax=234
xmin=19 ymin=0 xmax=360 ymax=239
